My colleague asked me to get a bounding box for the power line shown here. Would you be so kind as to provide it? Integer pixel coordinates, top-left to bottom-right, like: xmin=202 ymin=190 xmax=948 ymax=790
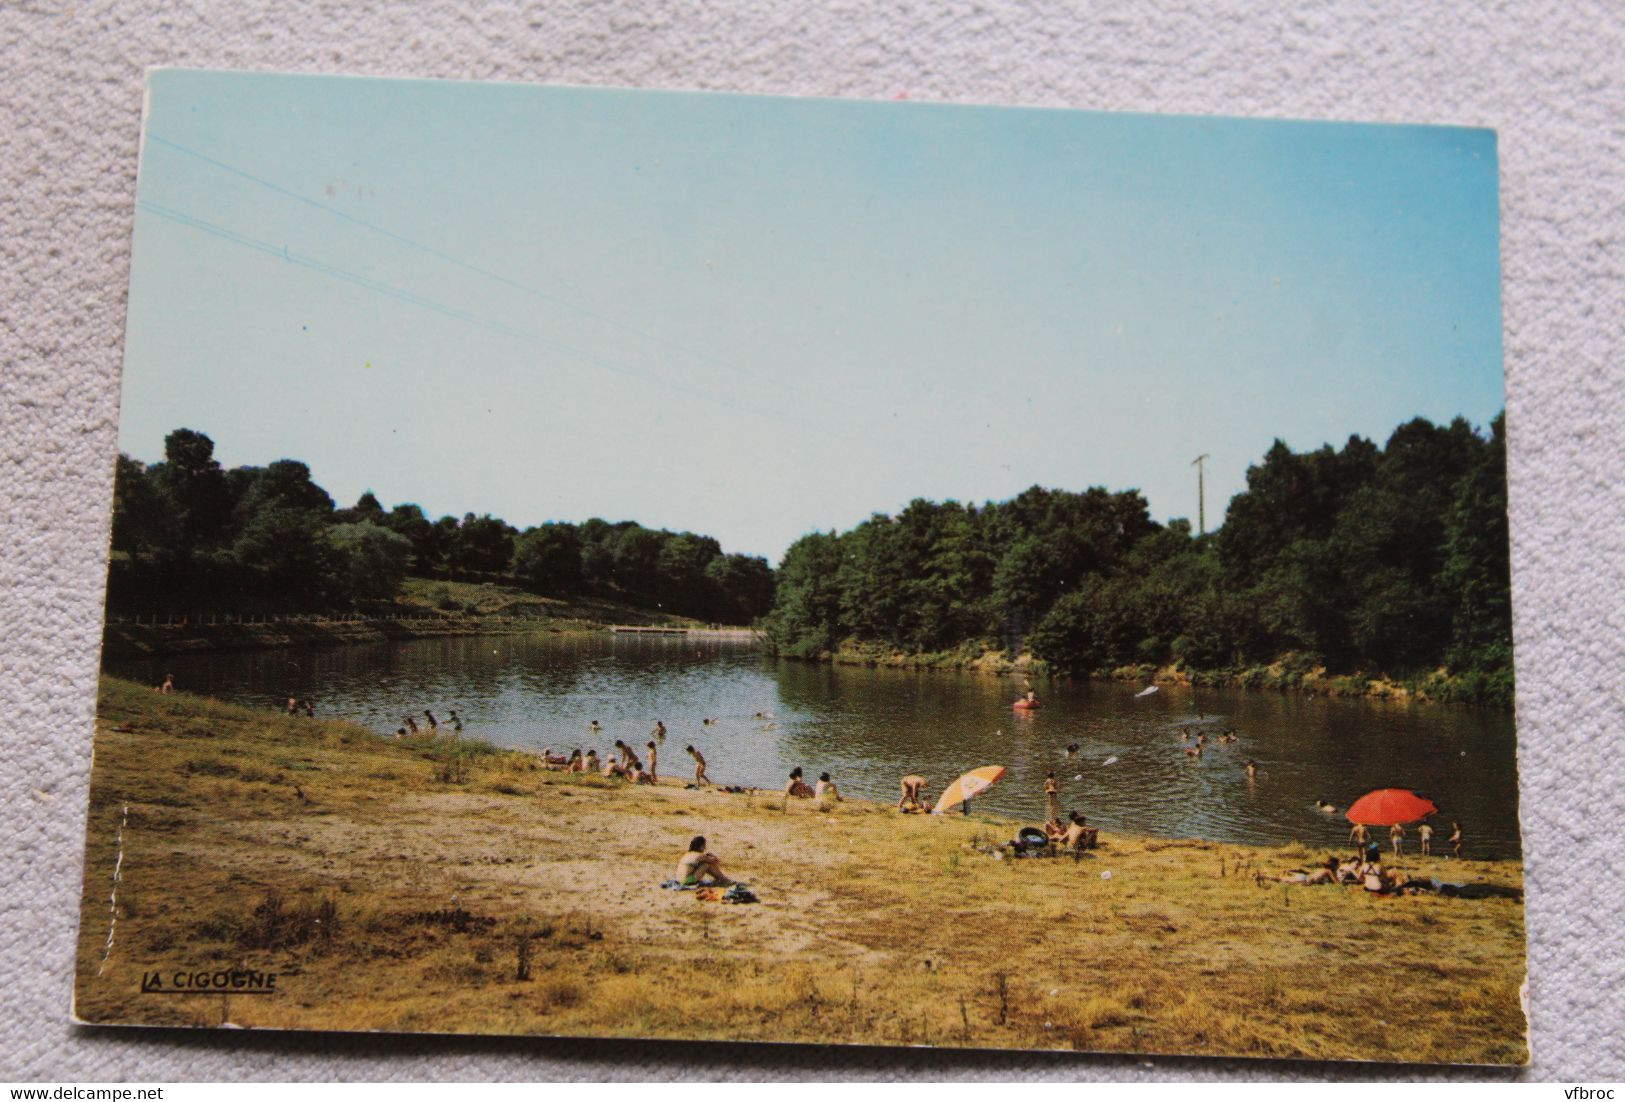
xmin=143 ymin=133 xmax=857 ymax=423
xmin=135 ymin=198 xmax=854 ymax=437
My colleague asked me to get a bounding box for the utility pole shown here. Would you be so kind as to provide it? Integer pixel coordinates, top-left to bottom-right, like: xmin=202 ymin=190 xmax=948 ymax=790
xmin=1191 ymin=453 xmax=1210 ymax=537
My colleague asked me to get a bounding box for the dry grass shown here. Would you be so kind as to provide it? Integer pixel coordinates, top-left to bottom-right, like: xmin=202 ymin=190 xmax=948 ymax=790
xmin=73 ymin=677 xmax=1528 ymax=1063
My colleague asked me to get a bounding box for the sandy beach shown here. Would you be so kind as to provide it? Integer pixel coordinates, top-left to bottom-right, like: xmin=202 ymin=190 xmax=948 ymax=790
xmin=74 ymin=678 xmax=1527 ymax=1063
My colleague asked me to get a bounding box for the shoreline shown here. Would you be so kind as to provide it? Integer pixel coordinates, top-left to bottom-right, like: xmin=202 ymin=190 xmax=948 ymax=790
xmin=790 ymin=641 xmax=1513 ymax=710
xmin=73 ymin=678 xmax=1527 ymax=1062
xmin=100 ymin=616 xmax=759 ymax=661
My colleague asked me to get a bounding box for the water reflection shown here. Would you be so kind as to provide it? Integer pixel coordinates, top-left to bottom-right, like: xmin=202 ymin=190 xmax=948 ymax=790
xmin=107 ymin=634 xmax=1522 ymax=857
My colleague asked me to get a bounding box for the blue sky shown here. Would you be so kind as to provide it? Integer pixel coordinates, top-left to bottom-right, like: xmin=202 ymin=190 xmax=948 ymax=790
xmin=119 ymin=70 xmax=1504 ymax=562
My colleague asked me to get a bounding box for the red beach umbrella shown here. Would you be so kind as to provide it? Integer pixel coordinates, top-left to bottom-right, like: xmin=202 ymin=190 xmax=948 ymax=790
xmin=1345 ymin=788 xmax=1437 ymax=826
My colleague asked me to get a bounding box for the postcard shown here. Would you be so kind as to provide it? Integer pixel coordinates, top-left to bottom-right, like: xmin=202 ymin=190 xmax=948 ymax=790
xmin=75 ymin=69 xmax=1524 ymax=1064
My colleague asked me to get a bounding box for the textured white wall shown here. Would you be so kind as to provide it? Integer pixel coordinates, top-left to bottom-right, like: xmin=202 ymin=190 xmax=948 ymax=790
xmin=3 ymin=1 xmax=1622 ymax=1081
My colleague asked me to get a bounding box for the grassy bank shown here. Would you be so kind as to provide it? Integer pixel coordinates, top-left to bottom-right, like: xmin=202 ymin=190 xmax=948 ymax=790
xmin=74 ymin=678 xmax=1527 ymax=1063
xmin=804 ymin=641 xmax=1510 ymax=709
xmin=102 ymin=579 xmax=724 ymax=660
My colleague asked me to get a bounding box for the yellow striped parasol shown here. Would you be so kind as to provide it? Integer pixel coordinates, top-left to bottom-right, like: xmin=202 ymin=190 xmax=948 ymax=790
xmin=932 ymin=765 xmax=1008 ymax=815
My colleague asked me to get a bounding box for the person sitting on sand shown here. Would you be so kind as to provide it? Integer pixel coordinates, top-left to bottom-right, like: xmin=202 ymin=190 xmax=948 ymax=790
xmin=394 ymin=726 xmax=407 ymax=739
xmin=159 ymin=673 xmax=175 ymax=694
xmin=816 ymin=772 xmax=841 ymax=802
xmin=676 ymin=836 xmax=733 ymax=887
xmin=1044 ymin=818 xmax=1067 ymax=844
xmin=898 ymin=774 xmax=928 ymax=812
xmin=540 ymin=747 xmax=569 ymax=768
xmin=1357 ymin=847 xmax=1394 ymax=892
xmin=644 ymin=741 xmax=659 ymax=784
xmin=584 ymin=749 xmax=600 ymax=774
xmin=1390 ymin=822 xmax=1406 ymax=858
xmin=565 ymin=748 xmax=583 ymax=772
xmin=1060 ymin=811 xmax=1095 ymax=850
xmin=602 ymin=753 xmax=628 ymax=780
xmin=1418 ymin=821 xmax=1434 ymax=856
xmin=686 ymin=745 xmax=710 ymax=786
xmin=784 ymin=767 xmax=815 ymax=799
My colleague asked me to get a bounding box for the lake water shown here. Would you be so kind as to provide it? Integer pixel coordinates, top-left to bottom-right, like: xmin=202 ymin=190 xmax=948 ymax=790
xmin=107 ymin=633 xmax=1524 ymax=858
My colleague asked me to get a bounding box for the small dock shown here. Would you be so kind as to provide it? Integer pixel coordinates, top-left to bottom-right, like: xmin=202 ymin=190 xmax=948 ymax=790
xmin=609 ymin=625 xmax=761 ymax=640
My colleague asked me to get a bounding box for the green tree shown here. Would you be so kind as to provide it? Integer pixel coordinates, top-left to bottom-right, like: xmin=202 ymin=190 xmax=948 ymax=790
xmin=326 ymin=522 xmax=411 ymax=600
xmin=148 ymin=428 xmax=233 ymax=558
xmin=513 ymin=523 xmax=584 ymax=593
xmin=452 ymin=513 xmax=516 ymax=575
xmin=764 ymin=532 xmax=845 ymax=656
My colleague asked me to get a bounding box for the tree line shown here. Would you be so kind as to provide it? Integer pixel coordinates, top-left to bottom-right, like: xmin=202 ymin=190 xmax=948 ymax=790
xmin=108 ymin=428 xmax=776 ymax=624
xmin=764 ymin=413 xmax=1512 ymax=704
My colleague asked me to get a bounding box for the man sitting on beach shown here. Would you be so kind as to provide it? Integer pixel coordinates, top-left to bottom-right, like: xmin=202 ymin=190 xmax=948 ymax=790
xmin=676 ymin=836 xmax=733 ymax=887
xmin=784 ymin=767 xmax=814 ymax=799
xmin=816 ymin=772 xmax=841 ymax=802
xmin=1060 ymin=811 xmax=1096 ymax=850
